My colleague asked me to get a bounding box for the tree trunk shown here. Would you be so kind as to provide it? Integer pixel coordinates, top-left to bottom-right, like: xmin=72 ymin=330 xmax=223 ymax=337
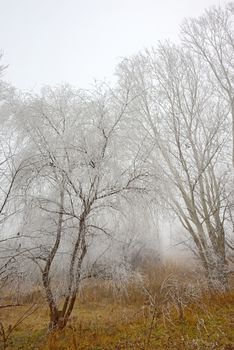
xmin=203 ymin=256 xmax=229 ymax=292
xmin=231 ymin=98 xmax=234 ymax=168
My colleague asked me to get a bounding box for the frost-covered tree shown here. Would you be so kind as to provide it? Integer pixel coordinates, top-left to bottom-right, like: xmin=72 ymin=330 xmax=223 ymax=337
xmin=19 ymin=84 xmax=149 ymax=329
xmin=116 ymin=43 xmax=232 ymax=290
xmin=181 ymin=2 xmax=234 ymax=167
xmin=0 ymin=56 xmax=30 ymax=295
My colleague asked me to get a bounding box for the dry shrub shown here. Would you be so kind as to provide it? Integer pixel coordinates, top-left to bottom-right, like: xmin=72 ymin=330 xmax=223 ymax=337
xmin=76 ymin=259 xmax=216 ymax=307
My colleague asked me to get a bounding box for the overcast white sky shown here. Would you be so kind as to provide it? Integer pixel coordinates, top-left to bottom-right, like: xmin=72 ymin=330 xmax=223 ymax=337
xmin=0 ymin=0 xmax=227 ymax=91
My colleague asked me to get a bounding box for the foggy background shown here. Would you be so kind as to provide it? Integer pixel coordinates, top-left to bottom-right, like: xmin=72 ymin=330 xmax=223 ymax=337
xmin=0 ymin=0 xmax=227 ymax=91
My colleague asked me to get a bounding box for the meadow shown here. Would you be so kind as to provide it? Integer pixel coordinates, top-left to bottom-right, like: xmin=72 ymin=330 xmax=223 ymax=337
xmin=0 ymin=262 xmax=233 ymax=350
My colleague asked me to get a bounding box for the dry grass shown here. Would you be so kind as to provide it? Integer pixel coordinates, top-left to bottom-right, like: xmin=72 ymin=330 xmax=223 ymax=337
xmin=0 ymin=263 xmax=234 ymax=350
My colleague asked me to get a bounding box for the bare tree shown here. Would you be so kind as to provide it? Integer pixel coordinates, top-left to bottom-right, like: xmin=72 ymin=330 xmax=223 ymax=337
xmin=19 ymin=84 xmax=148 ymax=330
xmin=181 ymin=2 xmax=234 ymax=166
xmin=0 ymin=57 xmax=31 ymax=298
xmin=116 ymin=43 xmax=232 ymax=290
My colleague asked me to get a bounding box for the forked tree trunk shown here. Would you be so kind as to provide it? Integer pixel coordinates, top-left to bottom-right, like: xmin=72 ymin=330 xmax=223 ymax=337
xmin=47 ymin=211 xmax=88 ymax=331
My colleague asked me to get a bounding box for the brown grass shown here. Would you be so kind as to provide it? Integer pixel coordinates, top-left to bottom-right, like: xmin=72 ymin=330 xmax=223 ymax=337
xmin=0 ymin=263 xmax=234 ymax=350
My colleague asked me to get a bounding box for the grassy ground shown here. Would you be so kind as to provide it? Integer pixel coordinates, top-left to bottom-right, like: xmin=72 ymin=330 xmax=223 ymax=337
xmin=0 ymin=266 xmax=234 ymax=349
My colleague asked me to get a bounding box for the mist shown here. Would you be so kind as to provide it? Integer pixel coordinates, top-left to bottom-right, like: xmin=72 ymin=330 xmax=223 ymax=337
xmin=0 ymin=1 xmax=233 ymax=349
